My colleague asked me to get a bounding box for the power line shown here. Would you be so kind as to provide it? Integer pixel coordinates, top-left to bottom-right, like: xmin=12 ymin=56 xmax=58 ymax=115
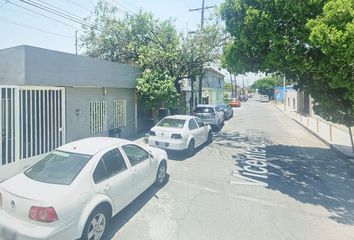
xmin=87 ymin=0 xmax=96 ymax=8
xmin=35 ymin=0 xmax=87 ymax=21
xmin=18 ymin=0 xmax=95 ymax=28
xmin=0 ymin=17 xmax=72 ymax=38
xmin=0 ymin=0 xmax=8 ymax=8
xmin=7 ymin=1 xmax=80 ymax=30
xmin=110 ymin=0 xmax=134 ymax=14
xmin=63 ymin=0 xmax=92 ymax=12
xmin=189 ymin=0 xmax=216 ymax=30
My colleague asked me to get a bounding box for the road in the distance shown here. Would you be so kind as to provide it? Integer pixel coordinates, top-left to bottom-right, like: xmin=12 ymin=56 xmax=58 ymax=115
xmin=108 ymin=99 xmax=354 ymax=240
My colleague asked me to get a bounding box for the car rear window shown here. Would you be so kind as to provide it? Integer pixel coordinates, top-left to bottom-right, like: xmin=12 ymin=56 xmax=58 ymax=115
xmin=24 ymin=150 xmax=92 ymax=185
xmin=195 ymin=107 xmax=214 ymax=113
xmin=157 ymin=118 xmax=186 ymax=128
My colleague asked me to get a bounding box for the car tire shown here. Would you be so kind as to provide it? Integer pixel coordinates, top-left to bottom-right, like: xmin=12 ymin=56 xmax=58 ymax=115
xmin=186 ymin=139 xmax=195 ymax=157
xmin=207 ymin=131 xmax=213 ymax=144
xmin=217 ymin=121 xmax=222 ymax=131
xmin=155 ymin=161 xmax=167 ymax=186
xmin=81 ymin=206 xmax=110 ymax=240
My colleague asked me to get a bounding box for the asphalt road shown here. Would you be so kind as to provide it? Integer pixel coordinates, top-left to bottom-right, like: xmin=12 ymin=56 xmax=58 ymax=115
xmin=108 ymin=100 xmax=354 ymax=240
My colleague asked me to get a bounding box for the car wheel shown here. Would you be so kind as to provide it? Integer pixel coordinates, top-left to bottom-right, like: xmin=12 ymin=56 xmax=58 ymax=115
xmin=217 ymin=121 xmax=222 ymax=131
xmin=155 ymin=162 xmax=167 ymax=186
xmin=82 ymin=206 xmax=110 ymax=240
xmin=207 ymin=131 xmax=213 ymax=144
xmin=186 ymin=139 xmax=195 ymax=157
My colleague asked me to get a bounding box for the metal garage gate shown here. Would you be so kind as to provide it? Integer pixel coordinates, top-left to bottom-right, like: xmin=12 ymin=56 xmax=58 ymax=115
xmin=1 ymin=86 xmax=65 ymax=166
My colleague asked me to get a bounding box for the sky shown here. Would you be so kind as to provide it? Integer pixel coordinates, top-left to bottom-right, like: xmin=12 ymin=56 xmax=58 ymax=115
xmin=0 ymin=0 xmax=264 ymax=85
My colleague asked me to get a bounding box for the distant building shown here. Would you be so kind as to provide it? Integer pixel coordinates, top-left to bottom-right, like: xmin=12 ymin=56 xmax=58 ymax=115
xmin=180 ymin=65 xmax=226 ymax=114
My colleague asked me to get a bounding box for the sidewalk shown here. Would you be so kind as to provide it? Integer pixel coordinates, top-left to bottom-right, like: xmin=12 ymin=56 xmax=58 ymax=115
xmin=273 ymin=103 xmax=354 ymax=159
xmin=129 ymin=132 xmax=149 ymax=146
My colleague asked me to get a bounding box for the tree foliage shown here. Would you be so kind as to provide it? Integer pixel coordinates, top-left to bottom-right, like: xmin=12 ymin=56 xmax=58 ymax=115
xmin=306 ymin=0 xmax=354 ymax=125
xmin=136 ymin=70 xmax=178 ymax=110
xmin=81 ymin=1 xmax=225 ymax=112
xmin=81 ymin=1 xmax=180 ymax=112
xmin=220 ymin=0 xmax=354 ymax=127
xmin=251 ymin=76 xmax=282 ymax=97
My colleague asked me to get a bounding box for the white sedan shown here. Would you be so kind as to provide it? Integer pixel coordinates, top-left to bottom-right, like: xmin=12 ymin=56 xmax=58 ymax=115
xmin=0 ymin=137 xmax=168 ymax=240
xmin=148 ymin=115 xmax=212 ymax=156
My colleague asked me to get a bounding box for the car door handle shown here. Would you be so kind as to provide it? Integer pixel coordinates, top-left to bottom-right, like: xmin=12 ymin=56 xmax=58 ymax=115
xmin=104 ymin=184 xmax=111 ymax=192
xmin=134 ymin=169 xmax=141 ymax=175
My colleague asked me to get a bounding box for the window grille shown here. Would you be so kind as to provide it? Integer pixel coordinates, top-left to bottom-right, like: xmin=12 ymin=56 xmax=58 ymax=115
xmin=113 ymin=100 xmax=126 ymax=128
xmin=90 ymin=101 xmax=107 ymax=135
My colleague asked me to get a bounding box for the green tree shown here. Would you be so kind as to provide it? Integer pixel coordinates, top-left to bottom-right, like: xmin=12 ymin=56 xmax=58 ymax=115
xmin=251 ymin=76 xmax=282 ymax=98
xmin=136 ymin=70 xmax=179 ymax=122
xmin=81 ymin=1 xmax=180 ymax=117
xmin=220 ymin=0 xmax=354 ymax=151
xmin=306 ymin=0 xmax=354 ymax=149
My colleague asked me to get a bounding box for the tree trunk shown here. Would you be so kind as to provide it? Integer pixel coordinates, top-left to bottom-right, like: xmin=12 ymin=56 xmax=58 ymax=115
xmin=190 ymin=77 xmax=195 ymax=115
xmin=349 ymin=126 xmax=354 ymax=153
xmin=198 ymin=75 xmax=203 ymax=104
xmin=152 ymin=108 xmax=159 ymax=124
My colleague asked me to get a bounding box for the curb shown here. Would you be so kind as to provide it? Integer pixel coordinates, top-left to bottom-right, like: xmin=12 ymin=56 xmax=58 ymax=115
xmin=273 ymin=104 xmax=354 ymax=160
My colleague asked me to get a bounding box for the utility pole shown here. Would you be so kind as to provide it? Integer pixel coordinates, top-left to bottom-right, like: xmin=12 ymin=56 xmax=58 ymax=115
xmin=189 ymin=0 xmax=216 ymax=104
xmin=283 ymin=75 xmax=286 ymax=111
xmin=75 ymin=30 xmax=78 ymax=55
xmin=189 ymin=0 xmax=215 ymax=31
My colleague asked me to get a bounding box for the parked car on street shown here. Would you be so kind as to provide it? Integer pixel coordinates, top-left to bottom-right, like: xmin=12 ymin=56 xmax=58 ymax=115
xmin=148 ymin=115 xmax=212 ymax=156
xmin=0 ymin=137 xmax=168 ymax=240
xmin=229 ymin=98 xmax=241 ymax=107
xmin=193 ymin=104 xmax=225 ymax=131
xmin=217 ymin=104 xmax=233 ymax=120
xmin=260 ymin=95 xmax=270 ymax=102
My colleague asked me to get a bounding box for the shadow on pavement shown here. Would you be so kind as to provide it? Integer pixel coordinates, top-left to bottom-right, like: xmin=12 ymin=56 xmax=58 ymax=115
xmin=265 ymin=144 xmax=354 ymax=225
xmin=166 ymin=142 xmax=210 ymax=161
xmin=212 ymin=130 xmax=354 ymax=225
xmin=103 ymin=175 xmax=170 ymax=240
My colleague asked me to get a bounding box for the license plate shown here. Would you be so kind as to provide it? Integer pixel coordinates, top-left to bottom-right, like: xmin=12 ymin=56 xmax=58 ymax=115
xmin=155 ymin=141 xmax=169 ymax=147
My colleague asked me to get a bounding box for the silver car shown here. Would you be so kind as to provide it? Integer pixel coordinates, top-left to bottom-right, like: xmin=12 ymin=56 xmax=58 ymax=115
xmin=194 ymin=104 xmax=224 ymax=131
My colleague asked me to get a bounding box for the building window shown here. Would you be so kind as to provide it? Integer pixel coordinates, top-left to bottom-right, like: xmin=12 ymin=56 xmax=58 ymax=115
xmin=90 ymin=101 xmax=106 ymax=135
xmin=113 ymin=100 xmax=126 ymax=128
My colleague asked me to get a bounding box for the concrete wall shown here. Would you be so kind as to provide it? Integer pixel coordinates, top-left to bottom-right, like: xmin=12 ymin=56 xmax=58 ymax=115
xmin=65 ymin=87 xmax=136 ymax=143
xmin=0 ymin=45 xmax=140 ymax=88
xmin=0 ymin=46 xmax=25 ymax=85
xmin=286 ymin=90 xmax=297 ymax=112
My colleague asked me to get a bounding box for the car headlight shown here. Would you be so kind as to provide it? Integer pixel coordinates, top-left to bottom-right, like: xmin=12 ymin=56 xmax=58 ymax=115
xmin=171 ymin=134 xmax=182 ymax=139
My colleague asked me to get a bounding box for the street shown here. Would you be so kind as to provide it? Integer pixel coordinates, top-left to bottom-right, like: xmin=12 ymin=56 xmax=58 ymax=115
xmin=107 ymin=100 xmax=354 ymax=240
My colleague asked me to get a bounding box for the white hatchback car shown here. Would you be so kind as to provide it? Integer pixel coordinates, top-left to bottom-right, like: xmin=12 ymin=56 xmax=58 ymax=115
xmin=148 ymin=115 xmax=212 ymax=156
xmin=0 ymin=137 xmax=168 ymax=240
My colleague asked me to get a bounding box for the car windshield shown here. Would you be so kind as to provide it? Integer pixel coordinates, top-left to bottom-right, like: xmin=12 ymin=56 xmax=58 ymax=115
xmin=24 ymin=150 xmax=92 ymax=185
xmin=157 ymin=118 xmax=186 ymax=128
xmin=195 ymin=107 xmax=214 ymax=113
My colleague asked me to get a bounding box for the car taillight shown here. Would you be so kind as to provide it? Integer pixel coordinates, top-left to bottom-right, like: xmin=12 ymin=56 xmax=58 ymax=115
xmin=171 ymin=134 xmax=182 ymax=139
xmin=29 ymin=206 xmax=58 ymax=223
xmin=149 ymin=130 xmax=156 ymax=136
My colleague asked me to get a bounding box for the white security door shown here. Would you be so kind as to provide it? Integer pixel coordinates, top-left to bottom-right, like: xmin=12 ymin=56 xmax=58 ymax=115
xmin=0 ymin=86 xmax=65 ymax=167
